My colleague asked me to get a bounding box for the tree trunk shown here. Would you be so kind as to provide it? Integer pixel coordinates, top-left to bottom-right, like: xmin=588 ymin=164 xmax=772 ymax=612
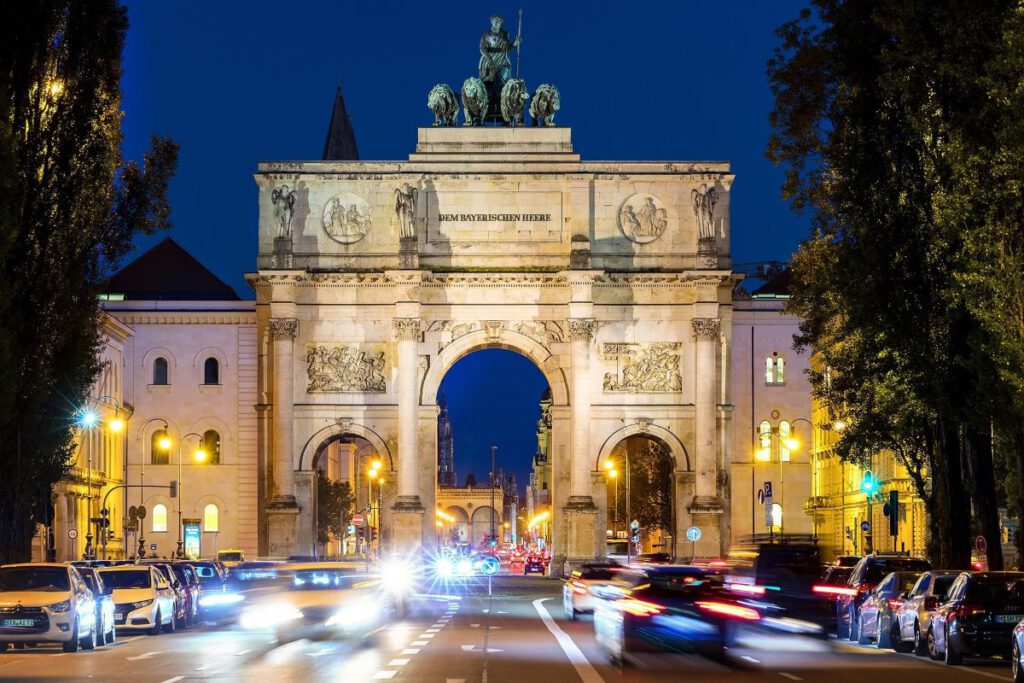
xmin=938 ymin=418 xmax=972 ymax=568
xmin=1015 ymin=423 xmax=1024 ymax=569
xmin=966 ymin=424 xmax=1004 ymax=570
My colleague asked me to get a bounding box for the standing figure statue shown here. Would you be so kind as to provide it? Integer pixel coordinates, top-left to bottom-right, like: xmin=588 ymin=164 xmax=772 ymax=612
xmin=691 ymin=183 xmax=719 ymax=241
xmin=395 ymin=184 xmax=418 ymax=240
xmin=271 ymin=185 xmax=297 ymax=239
xmin=479 ymin=14 xmax=521 ymax=122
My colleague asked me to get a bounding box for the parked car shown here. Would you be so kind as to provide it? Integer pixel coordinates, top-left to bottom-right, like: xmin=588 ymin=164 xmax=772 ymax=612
xmin=1010 ymin=613 xmax=1024 ymax=682
xmin=893 ymin=570 xmax=958 ymax=655
xmin=0 ymin=563 xmax=100 ymax=653
xmin=855 ymin=570 xmax=922 ymax=647
xmin=74 ymin=566 xmax=116 ymax=645
xmin=927 ymin=571 xmax=1024 ymax=665
xmin=814 ymin=564 xmax=855 ymax=632
xmin=169 ymin=564 xmax=200 ymax=626
xmin=142 ymin=562 xmax=189 ymax=628
xmin=98 ymin=566 xmax=176 ymax=635
xmin=837 ymin=554 xmax=931 ymax=640
xmin=563 ymin=563 xmax=637 ymax=620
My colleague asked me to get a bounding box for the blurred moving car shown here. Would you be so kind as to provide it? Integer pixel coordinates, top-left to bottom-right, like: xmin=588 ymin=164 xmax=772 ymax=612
xmin=524 ymin=555 xmax=546 ymax=575
xmin=928 ymin=571 xmax=1024 ymax=665
xmin=240 ymin=563 xmax=395 ymax=644
xmin=75 ymin=566 xmax=116 ymax=645
xmin=855 ymin=570 xmax=922 ymax=647
xmin=98 ymin=566 xmax=176 ymax=635
xmin=893 ymin=570 xmax=958 ymax=655
xmin=814 ymin=564 xmax=855 ymax=631
xmin=0 ymin=563 xmax=99 ymax=653
xmin=594 ymin=565 xmax=757 ymax=663
xmin=217 ymin=549 xmax=245 ymax=568
xmin=837 ymin=554 xmax=931 ymax=640
xmin=563 ymin=563 xmax=639 ymax=620
xmin=606 ymin=539 xmax=630 ymax=565
xmin=726 ymin=538 xmax=826 ymax=628
xmin=169 ymin=563 xmax=201 ymax=626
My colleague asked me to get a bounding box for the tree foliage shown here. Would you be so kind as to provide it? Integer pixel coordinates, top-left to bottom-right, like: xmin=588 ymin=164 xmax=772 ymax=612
xmin=627 ymin=437 xmax=673 ymax=535
xmin=768 ymin=0 xmax=1024 ymax=568
xmin=316 ymin=475 xmax=354 ymax=547
xmin=0 ymin=1 xmax=177 ymax=562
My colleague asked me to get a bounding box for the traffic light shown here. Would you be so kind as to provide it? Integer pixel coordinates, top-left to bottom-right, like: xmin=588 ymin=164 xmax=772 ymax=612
xmin=861 ymin=470 xmax=874 ymax=493
xmin=169 ymin=480 xmax=178 ymax=498
xmin=888 ymin=490 xmax=899 ymax=536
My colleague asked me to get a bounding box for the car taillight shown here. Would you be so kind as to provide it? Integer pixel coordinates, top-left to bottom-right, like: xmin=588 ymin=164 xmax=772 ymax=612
xmin=956 ymin=603 xmax=987 ymax=619
xmin=923 ymin=596 xmax=939 ymax=611
xmin=728 ymin=583 xmax=766 ymax=596
xmin=812 ymin=584 xmax=858 ymax=597
xmin=616 ymin=598 xmax=664 ymax=616
xmin=696 ymin=601 xmax=761 ymax=621
xmin=569 ymin=580 xmax=588 ymax=595
xmin=887 ymin=598 xmax=904 ymax=611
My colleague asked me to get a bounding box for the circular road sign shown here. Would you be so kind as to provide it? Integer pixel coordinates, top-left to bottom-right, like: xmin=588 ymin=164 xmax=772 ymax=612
xmin=136 ymin=505 xmax=147 ymax=520
xmin=67 ymin=529 xmax=78 ymax=540
xmin=860 ymin=520 xmax=871 ymax=532
xmin=480 ymin=556 xmax=500 ymax=576
xmin=352 ymin=513 xmax=365 ymax=527
xmin=977 ymin=535 xmax=988 ymax=555
xmin=686 ymin=526 xmax=702 ymax=542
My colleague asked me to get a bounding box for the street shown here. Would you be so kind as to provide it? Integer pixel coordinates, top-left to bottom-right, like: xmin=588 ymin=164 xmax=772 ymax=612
xmin=0 ymin=576 xmax=1017 ymax=682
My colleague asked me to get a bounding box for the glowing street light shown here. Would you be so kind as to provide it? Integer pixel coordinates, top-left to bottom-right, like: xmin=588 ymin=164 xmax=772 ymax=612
xmin=108 ymin=417 xmax=125 ymax=433
xmin=78 ymin=411 xmax=98 ymax=428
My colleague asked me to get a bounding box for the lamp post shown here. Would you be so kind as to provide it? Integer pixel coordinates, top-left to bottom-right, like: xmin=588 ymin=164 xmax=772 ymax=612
xmin=175 ymin=432 xmax=205 ymax=559
xmin=138 ymin=419 xmax=169 ymax=558
xmin=603 ymin=454 xmax=631 ymax=561
xmin=490 ymin=445 xmax=498 ymax=546
xmin=752 ymin=416 xmax=813 ymax=538
xmin=364 ymin=457 xmax=382 ymax=559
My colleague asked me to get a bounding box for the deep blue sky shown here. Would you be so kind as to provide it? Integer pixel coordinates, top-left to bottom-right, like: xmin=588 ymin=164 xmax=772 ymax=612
xmin=118 ymin=1 xmax=810 ymax=486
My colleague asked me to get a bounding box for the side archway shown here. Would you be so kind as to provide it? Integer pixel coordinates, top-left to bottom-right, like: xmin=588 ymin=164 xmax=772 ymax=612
xmin=298 ymin=421 xmax=394 ymax=472
xmin=595 ymin=423 xmax=691 ymax=472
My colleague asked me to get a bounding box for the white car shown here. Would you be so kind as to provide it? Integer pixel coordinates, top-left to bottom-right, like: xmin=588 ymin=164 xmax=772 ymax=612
xmin=563 ymin=563 xmax=639 ymax=620
xmin=98 ymin=566 xmax=176 ymax=635
xmin=0 ymin=563 xmax=99 ymax=652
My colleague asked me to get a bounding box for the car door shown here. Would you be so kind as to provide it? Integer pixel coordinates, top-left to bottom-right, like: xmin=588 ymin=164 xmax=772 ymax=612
xmin=901 ymin=573 xmax=929 ymax=640
xmin=933 ymin=574 xmax=966 ymax=651
xmin=69 ymin=568 xmax=94 ymax=633
xmin=864 ymin=575 xmax=892 ymax=636
xmin=153 ymin=570 xmax=172 ymax=620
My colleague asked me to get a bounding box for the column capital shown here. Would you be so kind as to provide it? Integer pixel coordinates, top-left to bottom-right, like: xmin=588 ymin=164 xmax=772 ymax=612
xmin=269 ymin=317 xmax=298 ymax=341
xmin=567 ymin=318 xmax=597 ymax=342
xmin=393 ymin=317 xmax=422 ymax=341
xmin=691 ymin=317 xmax=721 ymax=341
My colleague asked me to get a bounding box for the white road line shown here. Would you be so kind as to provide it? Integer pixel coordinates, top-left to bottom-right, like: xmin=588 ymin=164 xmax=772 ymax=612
xmin=195 ymin=664 xmax=210 ymax=671
xmin=531 ymin=599 xmax=603 ymax=683
xmin=126 ymin=651 xmax=159 ymax=661
xmin=779 ymin=674 xmax=802 ymax=681
xmin=372 ymin=671 xmax=397 ymax=679
xmin=426 ymin=628 xmax=441 ymax=633
xmin=401 ymin=648 xmax=420 ymax=654
xmin=235 ymin=649 xmax=251 ymax=656
xmin=411 ymin=639 xmax=428 ymax=646
xmin=742 ymin=655 xmax=761 ymax=664
xmin=159 ymin=677 xmax=184 ymax=683
xmin=419 ymin=633 xmax=435 ymax=638
xmin=388 ymin=658 xmax=410 ymax=666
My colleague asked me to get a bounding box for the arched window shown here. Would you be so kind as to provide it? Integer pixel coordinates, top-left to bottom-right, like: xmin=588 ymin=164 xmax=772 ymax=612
xmin=203 ymin=357 xmax=220 ymax=385
xmin=757 ymin=420 xmax=772 ymax=461
xmin=152 ymin=504 xmax=168 ymax=533
xmin=766 ymin=353 xmax=785 ymax=385
xmin=202 ymin=430 xmax=221 ymax=465
xmin=153 ymin=357 xmax=169 ymax=385
xmin=203 ymin=504 xmax=219 ymax=532
xmin=779 ymin=420 xmax=792 ymax=462
xmin=151 ymin=430 xmax=170 ymax=465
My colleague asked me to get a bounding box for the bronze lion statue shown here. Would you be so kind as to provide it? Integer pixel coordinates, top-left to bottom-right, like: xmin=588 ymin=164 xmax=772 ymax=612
xmin=461 ymin=77 xmax=489 ymax=127
xmin=427 ymin=83 xmax=459 ymax=127
xmin=529 ymin=84 xmax=560 ymax=127
xmin=500 ymin=78 xmax=529 ymax=127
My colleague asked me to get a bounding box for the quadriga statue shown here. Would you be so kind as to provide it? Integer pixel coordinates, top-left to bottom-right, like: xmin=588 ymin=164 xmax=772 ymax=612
xmin=529 ymin=84 xmax=560 ymax=127
xmin=461 ymin=77 xmax=489 ymax=126
xmin=500 ymin=78 xmax=529 ymax=127
xmin=427 ymin=84 xmax=459 ymax=127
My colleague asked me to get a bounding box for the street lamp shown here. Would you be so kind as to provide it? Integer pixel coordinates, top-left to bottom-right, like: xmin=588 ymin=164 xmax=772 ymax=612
xmin=175 ymin=432 xmax=205 ymax=559
xmin=76 ymin=395 xmax=128 ymax=561
xmin=136 ymin=418 xmax=168 ymax=558
xmin=751 ymin=417 xmax=812 ymax=539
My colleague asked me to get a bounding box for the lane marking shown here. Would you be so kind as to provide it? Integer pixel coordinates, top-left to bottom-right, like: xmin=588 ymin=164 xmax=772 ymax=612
xmin=419 ymin=633 xmax=435 ymax=639
xmin=195 ymin=664 xmax=210 ymax=671
xmin=742 ymin=655 xmax=761 ymax=664
xmin=388 ymin=658 xmax=410 ymax=666
xmin=372 ymin=671 xmax=397 ymax=679
xmin=895 ymin=650 xmax=1013 ymax=681
xmin=126 ymin=651 xmax=159 ymax=661
xmin=460 ymin=644 xmax=504 ymax=653
xmin=532 ymin=599 xmax=604 ymax=683
xmin=159 ymin=677 xmax=184 ymax=683
xmin=470 ymin=623 xmax=480 ymax=628
xmin=401 ymin=648 xmax=420 ymax=654
xmin=780 ymin=674 xmax=801 ymax=681
xmin=426 ymin=628 xmax=441 ymax=633
xmin=235 ymin=649 xmax=251 ymax=656
xmin=411 ymin=640 xmax=428 ymax=646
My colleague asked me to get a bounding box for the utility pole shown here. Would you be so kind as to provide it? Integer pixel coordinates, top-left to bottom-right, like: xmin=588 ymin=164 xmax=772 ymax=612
xmin=490 ymin=445 xmax=498 ymax=545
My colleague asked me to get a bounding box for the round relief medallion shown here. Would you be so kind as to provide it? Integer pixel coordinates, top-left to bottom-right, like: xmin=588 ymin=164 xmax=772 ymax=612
xmin=618 ymin=193 xmax=670 ymax=244
xmin=321 ymin=192 xmax=372 ymax=244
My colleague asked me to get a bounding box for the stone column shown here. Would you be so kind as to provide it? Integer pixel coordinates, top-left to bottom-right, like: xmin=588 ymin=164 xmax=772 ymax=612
xmin=563 ymin=318 xmax=599 ymax=569
xmin=689 ymin=317 xmax=723 ymax=557
xmin=391 ymin=317 xmax=425 ymax=554
xmin=269 ymin=318 xmax=298 ymax=503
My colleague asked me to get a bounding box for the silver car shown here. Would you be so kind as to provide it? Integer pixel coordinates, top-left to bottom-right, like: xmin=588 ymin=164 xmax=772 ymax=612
xmin=856 ymin=571 xmax=922 ymax=648
xmin=892 ymin=570 xmax=958 ymax=655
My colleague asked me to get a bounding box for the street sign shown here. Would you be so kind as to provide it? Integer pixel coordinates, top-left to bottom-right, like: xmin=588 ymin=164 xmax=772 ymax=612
xmin=630 ymin=519 xmax=640 ymax=530
xmin=128 ymin=506 xmax=138 ymax=520
xmin=757 ymin=489 xmax=765 ymax=504
xmin=861 ymin=520 xmax=871 ymax=532
xmin=630 ymin=535 xmax=639 ymax=543
xmin=686 ymin=526 xmax=702 ymax=542
xmin=352 ymin=513 xmax=365 ymax=526
xmin=149 ymin=543 xmax=157 ymax=551
xmin=764 ymin=482 xmax=773 ymax=499
xmin=136 ymin=506 xmax=147 ymax=520
xmin=67 ymin=529 xmax=78 ymax=540
xmin=764 ymin=481 xmax=774 ymax=526
xmin=977 ymin=535 xmax=988 ymax=555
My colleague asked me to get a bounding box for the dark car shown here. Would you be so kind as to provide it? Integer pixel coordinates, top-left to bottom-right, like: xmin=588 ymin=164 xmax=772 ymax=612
xmin=75 ymin=566 xmax=116 ymax=645
xmin=190 ymin=561 xmax=235 ymax=623
xmin=833 ymin=556 xmax=862 ymax=568
xmin=814 ymin=565 xmax=854 ymax=631
xmin=928 ymin=571 xmax=1024 ymax=665
xmin=726 ymin=540 xmax=826 ymax=629
xmin=838 ymin=554 xmax=932 ymax=640
xmin=524 ymin=555 xmax=546 ymax=575
xmin=594 ymin=565 xmax=757 ymax=663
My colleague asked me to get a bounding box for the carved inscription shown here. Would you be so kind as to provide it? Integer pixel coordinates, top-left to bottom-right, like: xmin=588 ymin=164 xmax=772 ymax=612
xmin=602 ymin=343 xmax=682 ymax=393
xmin=306 ymin=345 xmax=386 ymax=393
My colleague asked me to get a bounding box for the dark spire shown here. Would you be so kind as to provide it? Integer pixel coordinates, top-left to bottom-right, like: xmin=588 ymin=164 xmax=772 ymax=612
xmin=321 ymin=84 xmax=359 ymax=161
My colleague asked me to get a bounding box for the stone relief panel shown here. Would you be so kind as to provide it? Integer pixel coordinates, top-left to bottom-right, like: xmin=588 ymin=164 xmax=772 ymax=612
xmin=321 ymin=192 xmax=371 ymax=244
xmin=602 ymin=342 xmax=682 ymax=393
xmin=306 ymin=344 xmax=386 ymax=393
xmin=513 ymin=320 xmax=565 ymax=345
xmin=618 ymin=193 xmax=670 ymax=244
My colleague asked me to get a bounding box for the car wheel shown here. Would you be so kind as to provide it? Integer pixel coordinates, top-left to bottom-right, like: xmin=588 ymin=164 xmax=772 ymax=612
xmin=62 ymin=620 xmax=80 ymax=653
xmin=836 ymin=604 xmax=849 ymax=639
xmin=163 ymin=612 xmax=177 ymax=634
xmin=891 ymin=623 xmax=911 ymax=652
xmin=927 ymin=626 xmax=941 ymax=661
xmin=149 ymin=610 xmax=162 ymax=636
xmin=913 ymin=623 xmax=928 ymax=656
xmin=80 ymin=620 xmax=96 ymax=651
xmin=1013 ymin=640 xmax=1024 ymax=683
xmin=106 ymin=624 xmax=116 ymax=645
xmin=944 ymin=627 xmax=963 ymax=665
xmin=877 ymin=618 xmax=891 ymax=649
xmin=857 ymin=615 xmax=870 ymax=645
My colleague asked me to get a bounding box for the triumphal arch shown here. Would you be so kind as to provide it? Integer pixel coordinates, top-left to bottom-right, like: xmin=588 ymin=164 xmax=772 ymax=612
xmin=249 ymin=122 xmax=737 ymax=569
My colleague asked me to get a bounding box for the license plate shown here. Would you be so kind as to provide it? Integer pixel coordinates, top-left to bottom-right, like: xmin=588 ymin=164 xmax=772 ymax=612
xmin=114 ymin=613 xmax=125 ymax=623
xmin=996 ymin=614 xmax=1023 ymax=624
xmin=2 ymin=619 xmax=34 ymax=627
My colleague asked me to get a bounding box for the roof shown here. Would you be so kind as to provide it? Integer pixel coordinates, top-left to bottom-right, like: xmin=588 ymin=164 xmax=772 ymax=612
xmin=102 ymin=238 xmax=240 ymax=301
xmin=751 ymin=268 xmax=792 ymax=298
xmin=322 ymin=84 xmax=359 ymax=161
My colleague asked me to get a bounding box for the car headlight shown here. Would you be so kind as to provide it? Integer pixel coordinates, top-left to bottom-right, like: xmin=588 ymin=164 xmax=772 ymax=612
xmin=436 ymin=558 xmax=454 ymax=578
xmin=457 ymin=559 xmax=473 ymax=576
xmin=327 ymin=599 xmax=379 ymax=628
xmin=49 ymin=600 xmax=71 ymax=613
xmin=239 ymin=602 xmax=303 ymax=630
xmin=132 ymin=599 xmax=154 ymax=609
xmin=198 ymin=592 xmax=244 ymax=608
xmin=381 ymin=560 xmax=413 ymax=593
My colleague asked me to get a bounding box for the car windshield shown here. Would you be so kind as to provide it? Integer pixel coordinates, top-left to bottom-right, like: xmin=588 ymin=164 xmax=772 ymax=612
xmin=101 ymin=570 xmax=152 ymax=589
xmin=291 ymin=569 xmax=359 ymax=590
xmin=824 ymin=567 xmax=853 ymax=584
xmin=190 ymin=563 xmax=222 ymax=584
xmin=0 ymin=567 xmax=69 ymax=592
xmin=863 ymin=559 xmax=931 ymax=585
xmin=966 ymin=578 xmax=1024 ymax=603
xmin=79 ymin=573 xmax=98 ymax=593
xmin=933 ymin=575 xmax=956 ymax=597
xmin=219 ymin=552 xmax=243 ymax=562
xmin=897 ymin=574 xmax=921 ymax=593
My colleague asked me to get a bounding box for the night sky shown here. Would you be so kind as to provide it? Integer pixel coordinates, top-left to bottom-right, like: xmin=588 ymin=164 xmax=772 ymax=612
xmin=117 ymin=0 xmax=810 ymax=486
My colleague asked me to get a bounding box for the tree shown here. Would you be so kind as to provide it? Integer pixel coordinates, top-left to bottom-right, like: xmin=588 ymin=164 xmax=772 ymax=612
xmin=767 ymin=0 xmax=1016 ymax=568
xmin=316 ymin=475 xmax=354 ymax=548
xmin=0 ymin=1 xmax=177 ymax=562
xmin=627 ymin=437 xmax=673 ymax=538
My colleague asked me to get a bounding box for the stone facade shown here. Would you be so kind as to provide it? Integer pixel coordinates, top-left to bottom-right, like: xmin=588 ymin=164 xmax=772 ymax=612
xmin=250 ymin=127 xmax=738 ymax=570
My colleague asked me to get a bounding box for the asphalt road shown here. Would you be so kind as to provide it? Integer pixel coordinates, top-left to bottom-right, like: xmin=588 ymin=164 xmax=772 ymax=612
xmin=0 ymin=576 xmax=1018 ymax=682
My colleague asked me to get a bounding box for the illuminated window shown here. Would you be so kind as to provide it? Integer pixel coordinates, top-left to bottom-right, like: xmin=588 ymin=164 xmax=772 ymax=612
xmin=151 ymin=430 xmax=170 ymax=465
xmin=202 ymin=430 xmax=221 ymax=465
xmin=153 ymin=357 xmax=169 ymax=385
xmin=758 ymin=420 xmax=772 ymax=460
xmin=203 ymin=358 xmax=219 ymax=385
xmin=779 ymin=420 xmax=792 ymax=462
xmin=152 ymin=504 xmax=168 ymax=533
xmin=766 ymin=353 xmax=785 ymax=385
xmin=203 ymin=504 xmax=219 ymax=532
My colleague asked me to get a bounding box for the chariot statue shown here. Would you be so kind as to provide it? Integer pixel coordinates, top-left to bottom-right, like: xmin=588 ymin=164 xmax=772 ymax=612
xmin=478 ymin=14 xmax=521 ymax=122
